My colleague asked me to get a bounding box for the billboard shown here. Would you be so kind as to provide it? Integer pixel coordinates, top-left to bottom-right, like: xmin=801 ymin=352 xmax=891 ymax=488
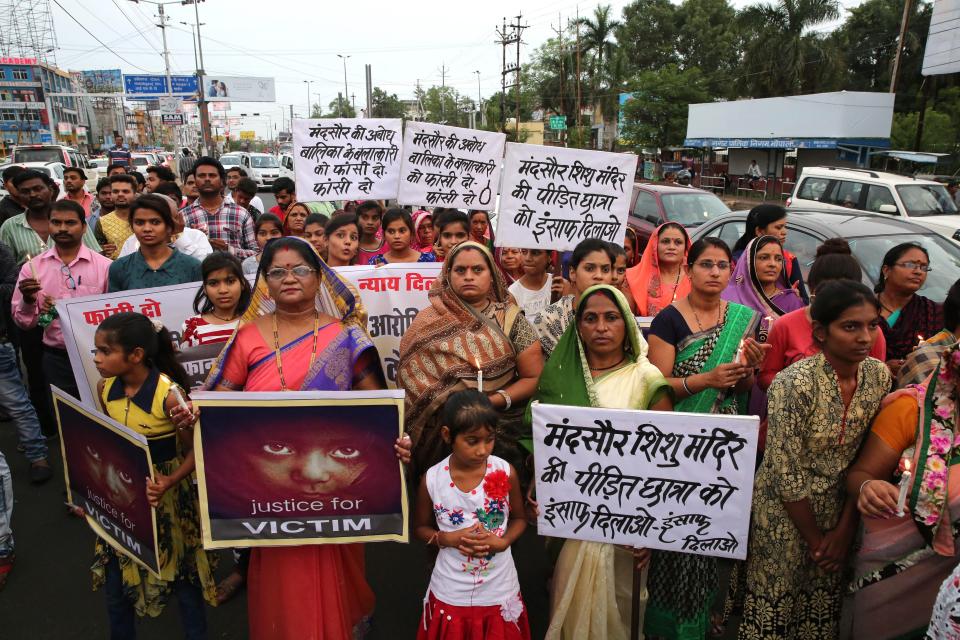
xmin=123 ymin=74 xmax=199 ymax=98
xmin=922 ymin=0 xmax=960 ymax=76
xmin=81 ymin=69 xmax=123 ymax=93
xmin=201 ymin=76 xmax=275 ymax=102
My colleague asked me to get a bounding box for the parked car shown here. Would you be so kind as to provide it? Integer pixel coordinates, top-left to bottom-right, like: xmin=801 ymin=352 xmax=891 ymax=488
xmin=279 ymin=153 xmax=294 ymax=181
xmin=12 ymin=144 xmax=86 ymax=169
xmin=219 ymin=154 xmax=242 ymax=169
xmin=235 ymin=152 xmax=280 ymax=189
xmin=628 ymin=182 xmax=732 ymax=250
xmin=129 ymin=153 xmax=152 ymax=177
xmin=16 ymin=161 xmax=66 ymax=195
xmin=692 ymin=209 xmax=960 ymax=301
xmin=787 ymin=166 xmax=960 ymax=245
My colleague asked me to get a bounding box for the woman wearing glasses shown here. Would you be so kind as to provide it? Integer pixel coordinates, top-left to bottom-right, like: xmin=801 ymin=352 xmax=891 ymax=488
xmin=201 ymin=236 xmax=411 ymax=639
xmin=645 ymin=237 xmax=767 ymax=639
xmin=875 ymin=242 xmax=943 ymax=373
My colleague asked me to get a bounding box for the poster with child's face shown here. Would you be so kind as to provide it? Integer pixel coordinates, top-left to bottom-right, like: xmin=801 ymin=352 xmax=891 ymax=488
xmin=192 ymin=391 xmax=407 ymax=548
xmin=53 ymin=389 xmax=160 ymax=576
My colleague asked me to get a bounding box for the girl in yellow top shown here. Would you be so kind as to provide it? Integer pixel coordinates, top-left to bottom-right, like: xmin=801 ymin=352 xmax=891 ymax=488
xmin=93 ymin=311 xmax=217 ymax=638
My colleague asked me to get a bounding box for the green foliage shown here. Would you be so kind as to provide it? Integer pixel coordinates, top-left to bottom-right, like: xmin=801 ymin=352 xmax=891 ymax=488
xmin=620 ymin=65 xmax=710 ymax=150
xmin=891 ymin=109 xmax=957 ymax=152
xmin=369 ymin=88 xmax=406 ymax=119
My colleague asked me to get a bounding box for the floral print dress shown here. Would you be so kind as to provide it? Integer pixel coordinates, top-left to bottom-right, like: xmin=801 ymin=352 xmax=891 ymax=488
xmin=739 ymin=354 xmax=891 ymax=639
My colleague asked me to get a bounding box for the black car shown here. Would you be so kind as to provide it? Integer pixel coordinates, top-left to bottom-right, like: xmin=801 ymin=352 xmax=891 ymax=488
xmin=691 ymin=209 xmax=960 ymax=301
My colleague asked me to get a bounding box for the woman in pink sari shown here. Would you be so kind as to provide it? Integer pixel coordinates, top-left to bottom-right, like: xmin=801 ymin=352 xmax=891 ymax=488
xmin=202 ymin=236 xmax=411 ymax=640
xmin=847 ymin=344 xmax=960 ymax=639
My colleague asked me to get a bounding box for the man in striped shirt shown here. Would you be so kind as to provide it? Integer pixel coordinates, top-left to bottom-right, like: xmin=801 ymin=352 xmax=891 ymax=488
xmin=181 ymin=157 xmax=257 ymax=259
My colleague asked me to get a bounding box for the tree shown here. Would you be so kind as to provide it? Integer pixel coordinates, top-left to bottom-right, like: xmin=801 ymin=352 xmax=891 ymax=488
xmin=891 ymin=109 xmax=957 ymax=152
xmin=320 ymin=98 xmax=356 ymax=118
xmin=738 ymin=0 xmax=844 ymax=97
xmin=620 ymin=64 xmax=710 ymax=150
xmin=616 ymin=0 xmax=679 ymax=75
xmin=417 ymin=85 xmax=475 ymax=127
xmin=576 ymin=5 xmax=621 ymax=109
xmin=369 ymin=87 xmax=406 ymax=118
xmin=675 ymin=0 xmax=741 ymax=99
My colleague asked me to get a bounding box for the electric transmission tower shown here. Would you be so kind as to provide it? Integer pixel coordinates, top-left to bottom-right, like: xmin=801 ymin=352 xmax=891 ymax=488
xmin=0 ymin=0 xmax=59 ymax=65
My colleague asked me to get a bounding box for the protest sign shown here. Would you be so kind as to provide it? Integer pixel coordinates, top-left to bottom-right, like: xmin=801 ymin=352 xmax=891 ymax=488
xmin=176 ymin=342 xmax=226 ymax=391
xmin=336 ymin=263 xmax=440 ymax=388
xmin=292 ymin=118 xmax=402 ymax=202
xmin=53 ymin=388 xmax=161 ymax=576
xmin=495 ymin=143 xmax=638 ymax=251
xmin=532 ymin=402 xmax=759 ymax=560
xmin=397 ymin=122 xmax=504 ymax=210
xmin=192 ymin=390 xmax=407 ymax=548
xmin=57 ymin=281 xmax=204 ymax=407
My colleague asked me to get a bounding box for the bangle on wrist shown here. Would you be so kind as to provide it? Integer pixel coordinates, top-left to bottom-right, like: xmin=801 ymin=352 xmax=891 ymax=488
xmin=496 ymin=389 xmax=512 ymax=410
xmin=858 ymin=479 xmax=874 ymax=495
xmin=428 ymin=531 xmax=440 ymax=547
xmin=681 ymin=376 xmax=694 ymax=396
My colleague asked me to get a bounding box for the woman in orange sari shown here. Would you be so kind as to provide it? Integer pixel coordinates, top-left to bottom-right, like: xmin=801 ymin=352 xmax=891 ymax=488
xmin=201 ymin=236 xmax=410 ymax=640
xmin=624 ymin=222 xmax=691 ymax=316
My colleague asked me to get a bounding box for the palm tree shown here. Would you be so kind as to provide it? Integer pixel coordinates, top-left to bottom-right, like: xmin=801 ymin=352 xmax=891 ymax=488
xmin=739 ymin=0 xmax=842 ymax=97
xmin=576 ymin=4 xmax=621 ymax=120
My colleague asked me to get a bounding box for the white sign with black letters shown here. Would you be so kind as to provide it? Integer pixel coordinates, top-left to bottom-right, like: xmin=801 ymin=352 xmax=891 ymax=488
xmin=533 ymin=402 xmax=759 ymax=560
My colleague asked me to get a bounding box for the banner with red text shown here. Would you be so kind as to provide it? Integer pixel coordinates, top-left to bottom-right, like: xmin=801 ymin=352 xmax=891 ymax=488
xmin=54 ymin=388 xmax=161 ymax=576
xmin=58 ymin=264 xmax=441 ymax=406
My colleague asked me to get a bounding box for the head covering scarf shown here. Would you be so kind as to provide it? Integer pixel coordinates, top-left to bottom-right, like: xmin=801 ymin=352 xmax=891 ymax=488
xmin=469 ymin=209 xmax=496 ymax=250
xmin=722 ymin=235 xmax=804 ymax=319
xmin=282 ymin=202 xmax=311 ymax=236
xmin=410 ymin=210 xmax=433 ymax=251
xmin=204 ymin=237 xmax=367 ymax=390
xmin=398 ymin=241 xmax=520 ymax=444
xmin=625 ymin=222 xmax=691 ymax=316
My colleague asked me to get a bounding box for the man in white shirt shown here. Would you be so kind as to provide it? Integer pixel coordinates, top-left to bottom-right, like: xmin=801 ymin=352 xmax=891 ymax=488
xmin=225 ymin=167 xmax=264 ymax=214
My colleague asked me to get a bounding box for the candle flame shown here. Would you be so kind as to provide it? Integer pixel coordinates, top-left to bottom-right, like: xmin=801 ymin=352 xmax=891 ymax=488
xmin=917 ymin=334 xmax=925 ymax=344
xmin=902 ymin=458 xmax=912 ymax=474
xmin=24 ymin=253 xmax=31 ymax=261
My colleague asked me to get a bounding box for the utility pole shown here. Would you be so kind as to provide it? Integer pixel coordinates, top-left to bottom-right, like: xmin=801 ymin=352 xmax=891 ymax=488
xmin=303 ymin=80 xmax=313 ymax=117
xmin=496 ymin=16 xmax=526 ymax=136
xmin=474 ymin=70 xmax=482 ymax=128
xmin=189 ymin=0 xmax=212 ymax=155
xmin=365 ymin=64 xmax=373 ymax=118
xmin=552 ymin=13 xmax=567 ymax=145
xmin=338 ymin=54 xmax=351 ymax=117
xmin=575 ymin=7 xmax=582 ymax=138
xmin=513 ymin=14 xmax=527 ymax=139
xmin=890 ymin=0 xmax=914 ymax=94
xmin=439 ymin=64 xmax=448 ymax=121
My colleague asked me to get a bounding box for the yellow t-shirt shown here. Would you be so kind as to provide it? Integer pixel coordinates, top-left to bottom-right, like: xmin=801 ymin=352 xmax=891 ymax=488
xmin=100 ymin=369 xmax=176 ymax=439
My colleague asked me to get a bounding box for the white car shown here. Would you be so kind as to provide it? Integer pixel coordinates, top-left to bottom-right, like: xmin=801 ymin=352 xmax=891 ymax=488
xmin=129 ymin=153 xmax=153 ymax=177
xmin=241 ymin=153 xmax=281 ymax=190
xmin=279 ymin=153 xmax=294 ymax=181
xmin=16 ymin=161 xmax=66 ymax=194
xmin=788 ymin=166 xmax=960 ymax=244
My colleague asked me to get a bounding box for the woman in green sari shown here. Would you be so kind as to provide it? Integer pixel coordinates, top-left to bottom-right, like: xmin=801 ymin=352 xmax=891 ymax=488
xmin=646 ymin=237 xmax=767 ymax=639
xmin=535 ymin=284 xmax=672 ymax=640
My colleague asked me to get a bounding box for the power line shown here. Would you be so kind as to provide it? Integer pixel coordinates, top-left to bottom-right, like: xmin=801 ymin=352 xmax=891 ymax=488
xmin=109 ymin=0 xmax=161 ymax=55
xmin=50 ymin=0 xmax=153 ymax=71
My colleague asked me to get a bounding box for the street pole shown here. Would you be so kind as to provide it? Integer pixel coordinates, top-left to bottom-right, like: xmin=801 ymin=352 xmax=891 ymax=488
xmin=303 ymin=80 xmax=313 ymax=117
xmin=365 ymin=64 xmax=372 ymax=118
xmin=338 ymin=55 xmax=350 ymax=118
xmin=187 ymin=0 xmax=212 ymax=155
xmin=474 ymin=70 xmax=482 ymax=128
xmin=890 ymin=0 xmax=915 ymax=94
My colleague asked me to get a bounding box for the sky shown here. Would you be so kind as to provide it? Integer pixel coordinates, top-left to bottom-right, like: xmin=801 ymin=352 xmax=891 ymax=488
xmin=43 ymin=0 xmax=866 ymax=138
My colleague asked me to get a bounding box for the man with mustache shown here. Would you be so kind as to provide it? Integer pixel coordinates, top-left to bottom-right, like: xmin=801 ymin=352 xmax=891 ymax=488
xmin=13 ymin=199 xmax=111 ymax=413
xmin=0 ymin=170 xmax=101 ymax=436
xmin=94 ymin=174 xmax=137 ymax=259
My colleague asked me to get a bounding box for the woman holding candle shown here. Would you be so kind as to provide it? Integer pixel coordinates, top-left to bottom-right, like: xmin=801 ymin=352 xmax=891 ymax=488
xmin=846 ymin=343 xmax=960 ymax=639
xmin=624 ymin=222 xmax=691 ymax=317
xmin=875 ymin=242 xmax=943 ymax=374
xmin=738 ymin=280 xmax=890 ymax=639
xmin=535 ymin=284 xmax=672 ymax=639
xmin=398 ymin=241 xmax=543 ymax=482
xmin=644 ymin=238 xmax=766 ymax=639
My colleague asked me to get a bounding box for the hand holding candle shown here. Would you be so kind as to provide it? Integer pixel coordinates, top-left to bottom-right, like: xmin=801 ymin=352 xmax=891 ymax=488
xmin=896 ymin=459 xmax=912 ymax=517
xmin=734 ymin=339 xmax=744 ymax=365
xmin=25 ymin=253 xmax=38 ymax=281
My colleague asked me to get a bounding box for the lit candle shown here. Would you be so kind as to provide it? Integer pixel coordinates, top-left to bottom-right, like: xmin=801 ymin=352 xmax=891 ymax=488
xmin=25 ymin=253 xmax=38 ymax=281
xmin=170 ymin=385 xmax=191 ymax=414
xmin=896 ymin=459 xmax=913 ymax=517
xmin=734 ymin=339 xmax=744 ymax=365
xmin=917 ymin=334 xmax=926 ymax=347
xmin=474 ymin=357 xmax=483 ymax=390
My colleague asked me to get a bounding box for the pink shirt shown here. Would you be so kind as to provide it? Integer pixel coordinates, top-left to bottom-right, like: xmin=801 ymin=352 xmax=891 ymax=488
xmin=13 ymin=244 xmax=112 ymax=348
xmin=758 ymin=307 xmax=887 ymax=391
xmin=60 ymin=190 xmax=95 ymax=218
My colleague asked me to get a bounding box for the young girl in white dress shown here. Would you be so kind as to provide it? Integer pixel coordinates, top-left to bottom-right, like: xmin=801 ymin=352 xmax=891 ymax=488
xmin=413 ymin=390 xmax=530 ymax=640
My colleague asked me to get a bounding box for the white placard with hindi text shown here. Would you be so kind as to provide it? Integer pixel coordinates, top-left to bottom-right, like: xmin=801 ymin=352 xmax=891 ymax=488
xmin=397 ymin=122 xmax=504 ymax=210
xmin=532 ymin=402 xmax=759 ymax=560
xmin=292 ymin=118 xmax=402 ymax=202
xmin=495 ymin=143 xmax=638 ymax=251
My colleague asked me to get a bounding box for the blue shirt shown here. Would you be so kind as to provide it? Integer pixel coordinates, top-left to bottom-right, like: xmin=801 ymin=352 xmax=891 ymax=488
xmin=108 ymin=248 xmax=201 ymax=292
xmin=107 ymin=146 xmax=132 ymax=166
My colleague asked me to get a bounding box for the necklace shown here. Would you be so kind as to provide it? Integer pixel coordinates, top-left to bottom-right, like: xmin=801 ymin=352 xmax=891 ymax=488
xmin=272 ymin=310 xmax=320 ymax=391
xmin=210 ymin=311 xmax=236 ymax=323
xmin=691 ymin=299 xmax=723 ymax=332
xmin=878 ymin=292 xmax=902 ymax=314
xmin=662 ymin=267 xmax=682 ymax=301
xmin=589 ymin=355 xmax=626 ymax=372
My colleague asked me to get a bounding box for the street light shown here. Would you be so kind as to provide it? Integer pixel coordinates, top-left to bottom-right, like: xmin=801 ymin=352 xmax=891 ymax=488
xmin=303 ymin=80 xmax=313 ymax=117
xmin=474 ymin=70 xmax=482 ymax=128
xmin=337 ymin=54 xmax=350 ymax=117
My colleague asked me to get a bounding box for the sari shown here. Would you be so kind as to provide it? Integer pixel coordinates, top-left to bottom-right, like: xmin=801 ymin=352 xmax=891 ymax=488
xmin=882 ymin=293 xmax=944 ymax=362
xmin=624 ymin=223 xmax=691 ymax=317
xmin=852 ymin=347 xmax=960 ymax=639
xmin=538 ymin=286 xmax=670 ymax=640
xmin=411 ymin=209 xmax=432 ymax=251
xmin=721 ymin=236 xmax=805 ymax=322
xmin=398 ymin=241 xmax=537 ymax=479
xmin=204 ymin=239 xmax=379 ymax=640
xmin=645 ymin=302 xmax=758 ymax=640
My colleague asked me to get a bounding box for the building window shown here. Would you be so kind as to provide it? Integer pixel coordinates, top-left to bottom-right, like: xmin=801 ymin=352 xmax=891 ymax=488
xmin=1 ymin=111 xmax=16 ymax=121
xmin=12 ymin=70 xmax=28 ymax=80
xmin=0 ymin=70 xmax=5 ymax=79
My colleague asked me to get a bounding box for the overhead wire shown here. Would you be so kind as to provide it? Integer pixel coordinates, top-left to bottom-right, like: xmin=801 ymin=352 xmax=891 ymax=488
xmin=50 ymin=0 xmax=154 ymax=72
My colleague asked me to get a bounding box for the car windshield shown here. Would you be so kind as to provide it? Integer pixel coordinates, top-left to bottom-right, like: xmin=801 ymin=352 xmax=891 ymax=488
xmin=220 ymin=156 xmax=241 ymax=167
xmin=849 ymin=234 xmax=960 ymax=301
xmin=660 ymin=192 xmax=731 ymax=226
xmin=14 ymin=148 xmax=62 ymax=164
xmin=28 ymin=166 xmax=51 ymax=177
xmin=132 ymin=157 xmax=148 ymax=166
xmin=896 ymin=184 xmax=959 ymax=217
xmin=251 ymin=156 xmax=278 ymax=168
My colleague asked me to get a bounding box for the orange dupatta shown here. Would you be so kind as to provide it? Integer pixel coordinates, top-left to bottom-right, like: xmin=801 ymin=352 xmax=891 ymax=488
xmin=625 ymin=223 xmax=691 ymax=316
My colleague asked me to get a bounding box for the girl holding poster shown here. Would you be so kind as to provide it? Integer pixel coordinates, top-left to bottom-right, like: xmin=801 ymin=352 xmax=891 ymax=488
xmin=414 ymin=389 xmax=530 ymax=639
xmin=202 ymin=236 xmax=411 ymax=640
xmin=91 ymin=312 xmax=217 ymax=638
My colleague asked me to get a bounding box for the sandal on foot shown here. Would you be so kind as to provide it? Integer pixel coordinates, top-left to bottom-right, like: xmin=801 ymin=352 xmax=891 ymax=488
xmin=215 ymin=572 xmax=245 ymax=604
